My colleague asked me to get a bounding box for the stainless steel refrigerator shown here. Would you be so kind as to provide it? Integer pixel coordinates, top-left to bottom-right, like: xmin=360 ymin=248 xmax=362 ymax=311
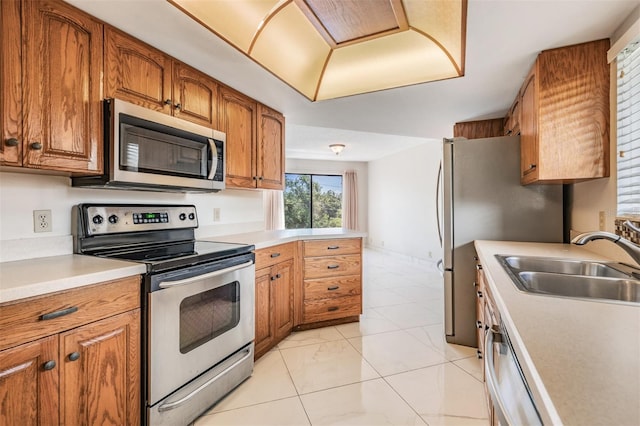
xmin=441 ymin=136 xmax=563 ymax=347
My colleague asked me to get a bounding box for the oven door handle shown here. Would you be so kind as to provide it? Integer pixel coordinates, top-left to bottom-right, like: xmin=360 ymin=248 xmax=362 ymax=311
xmin=157 ymin=346 xmax=252 ymax=412
xmin=159 ymin=261 xmax=253 ymax=288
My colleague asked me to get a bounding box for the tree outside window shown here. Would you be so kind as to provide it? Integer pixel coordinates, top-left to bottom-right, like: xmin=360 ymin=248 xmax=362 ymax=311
xmin=284 ymin=174 xmax=342 ymax=229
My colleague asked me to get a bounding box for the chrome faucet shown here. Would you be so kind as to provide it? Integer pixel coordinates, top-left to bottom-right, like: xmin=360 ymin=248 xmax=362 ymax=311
xmin=571 ymin=221 xmax=640 ymax=266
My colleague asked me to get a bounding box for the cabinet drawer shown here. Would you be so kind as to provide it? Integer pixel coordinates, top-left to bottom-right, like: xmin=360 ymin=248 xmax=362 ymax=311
xmin=304 ymin=255 xmax=361 ymax=279
xmin=0 ymin=276 xmax=141 ymax=351
xmin=304 ymin=275 xmax=361 ymax=300
xmin=303 ymin=295 xmax=361 ymax=324
xmin=303 ymin=238 xmax=361 ymax=257
xmin=255 ymin=242 xmax=295 ymax=270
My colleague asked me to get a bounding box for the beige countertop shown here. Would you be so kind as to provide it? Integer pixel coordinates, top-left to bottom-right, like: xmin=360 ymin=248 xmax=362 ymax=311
xmin=475 ymin=240 xmax=640 ymax=426
xmin=203 ymin=228 xmax=367 ymax=249
xmin=0 ymin=229 xmax=365 ymax=304
xmin=0 ymin=254 xmax=146 ymax=304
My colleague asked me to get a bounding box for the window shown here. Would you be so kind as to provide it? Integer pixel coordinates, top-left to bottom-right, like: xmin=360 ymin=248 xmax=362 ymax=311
xmin=617 ymin=40 xmax=640 ymax=215
xmin=284 ymin=174 xmax=342 ymax=229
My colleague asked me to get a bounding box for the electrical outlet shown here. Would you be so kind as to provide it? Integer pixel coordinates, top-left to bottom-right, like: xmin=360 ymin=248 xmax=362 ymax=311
xmin=33 ymin=209 xmax=52 ymax=233
xmin=213 ymin=208 xmax=221 ymax=222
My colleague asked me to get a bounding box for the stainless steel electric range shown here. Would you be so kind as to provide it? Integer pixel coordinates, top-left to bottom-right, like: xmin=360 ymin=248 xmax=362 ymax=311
xmin=73 ymin=203 xmax=255 ymax=426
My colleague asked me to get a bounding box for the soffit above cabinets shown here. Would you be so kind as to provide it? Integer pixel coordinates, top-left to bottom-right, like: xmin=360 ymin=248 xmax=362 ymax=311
xmin=169 ymin=0 xmax=467 ymax=101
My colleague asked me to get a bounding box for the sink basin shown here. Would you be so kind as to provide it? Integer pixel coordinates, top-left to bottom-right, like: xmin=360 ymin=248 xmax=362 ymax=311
xmin=517 ymin=271 xmax=640 ymax=303
xmin=500 ymin=255 xmax=632 ymax=278
xmin=496 ymin=255 xmax=640 ymax=305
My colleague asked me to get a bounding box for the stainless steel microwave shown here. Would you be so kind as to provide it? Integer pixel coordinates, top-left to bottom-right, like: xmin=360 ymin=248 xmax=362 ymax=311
xmin=73 ymin=98 xmax=225 ymax=192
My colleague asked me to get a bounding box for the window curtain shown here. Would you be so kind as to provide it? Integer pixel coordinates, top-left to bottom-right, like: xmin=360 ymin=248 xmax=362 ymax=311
xmin=264 ymin=190 xmax=284 ymax=230
xmin=342 ymin=170 xmax=358 ymax=230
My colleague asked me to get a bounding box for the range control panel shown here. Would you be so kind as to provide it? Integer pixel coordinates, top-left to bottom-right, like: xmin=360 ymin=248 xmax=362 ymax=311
xmin=81 ymin=204 xmax=198 ymax=236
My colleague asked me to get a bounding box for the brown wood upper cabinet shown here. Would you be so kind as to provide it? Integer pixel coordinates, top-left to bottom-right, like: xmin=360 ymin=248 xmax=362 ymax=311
xmin=0 ymin=0 xmax=103 ymax=174
xmin=453 ymin=118 xmax=505 ymax=140
xmin=518 ymin=39 xmax=610 ymax=184
xmin=105 ymin=26 xmax=218 ymax=128
xmin=219 ymin=86 xmax=285 ymax=190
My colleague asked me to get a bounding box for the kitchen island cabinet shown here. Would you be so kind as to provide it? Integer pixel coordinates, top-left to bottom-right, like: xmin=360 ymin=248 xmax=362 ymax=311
xmin=1 ymin=0 xmax=103 ymax=174
xmin=254 ymin=243 xmax=295 ymax=358
xmin=0 ymin=275 xmax=141 ymax=425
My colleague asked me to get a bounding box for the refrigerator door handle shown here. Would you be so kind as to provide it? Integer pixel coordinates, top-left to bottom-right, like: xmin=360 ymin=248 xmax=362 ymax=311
xmin=436 ymin=161 xmax=443 ymax=248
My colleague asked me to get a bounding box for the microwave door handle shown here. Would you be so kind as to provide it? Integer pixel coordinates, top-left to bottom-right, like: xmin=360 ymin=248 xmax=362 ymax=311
xmin=159 ymin=261 xmax=253 ymax=289
xmin=207 ymin=138 xmax=217 ymax=180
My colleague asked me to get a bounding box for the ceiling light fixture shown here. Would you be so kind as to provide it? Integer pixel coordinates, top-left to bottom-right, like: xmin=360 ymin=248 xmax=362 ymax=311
xmin=329 ymin=144 xmax=345 ymax=155
xmin=169 ymin=0 xmax=467 ymax=101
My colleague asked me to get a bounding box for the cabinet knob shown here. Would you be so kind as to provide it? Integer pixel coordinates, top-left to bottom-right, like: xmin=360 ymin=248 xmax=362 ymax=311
xmin=5 ymin=138 xmax=18 ymax=147
xmin=528 ymin=164 xmax=536 ymax=170
xmin=43 ymin=360 xmax=56 ymax=371
xmin=275 ymin=273 xmax=281 ymax=279
xmin=476 ymin=320 xmax=483 ymax=329
xmin=68 ymin=352 xmax=81 ymax=362
xmin=30 ymin=142 xmax=42 ymax=150
xmin=258 ymin=176 xmax=264 ymax=181
xmin=174 ymin=103 xmax=182 ymax=110
xmin=164 ymin=99 xmax=172 ymax=105
xmin=477 ymin=291 xmax=483 ymax=298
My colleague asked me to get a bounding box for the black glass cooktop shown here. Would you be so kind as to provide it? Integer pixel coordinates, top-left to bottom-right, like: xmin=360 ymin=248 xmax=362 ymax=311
xmin=97 ymin=240 xmax=254 ymax=272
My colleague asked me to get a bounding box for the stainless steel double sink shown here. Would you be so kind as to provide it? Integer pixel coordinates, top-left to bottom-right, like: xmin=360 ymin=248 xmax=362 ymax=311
xmin=496 ymin=255 xmax=640 ymax=305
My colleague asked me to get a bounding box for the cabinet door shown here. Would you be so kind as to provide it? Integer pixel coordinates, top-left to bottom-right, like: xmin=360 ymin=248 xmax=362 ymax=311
xmin=0 ymin=0 xmax=21 ymax=166
xmin=0 ymin=336 xmax=59 ymax=426
xmin=256 ymin=104 xmax=285 ymax=190
xmin=105 ymin=26 xmax=172 ymax=113
xmin=173 ymin=62 xmax=218 ymax=128
xmin=520 ymin=71 xmax=538 ymax=184
xmin=273 ymin=259 xmax=294 ymax=340
xmin=22 ymin=0 xmax=103 ymax=173
xmin=254 ymin=267 xmax=274 ymax=358
xmin=219 ymin=86 xmax=257 ymax=189
xmin=60 ymin=309 xmax=140 ymax=426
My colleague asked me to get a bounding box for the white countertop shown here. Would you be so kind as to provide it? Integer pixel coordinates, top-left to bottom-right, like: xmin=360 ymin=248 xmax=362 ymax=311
xmin=0 ymin=254 xmax=147 ymax=304
xmin=474 ymin=240 xmax=640 ymax=426
xmin=0 ymin=229 xmax=366 ymax=304
xmin=203 ymin=228 xmax=367 ymax=249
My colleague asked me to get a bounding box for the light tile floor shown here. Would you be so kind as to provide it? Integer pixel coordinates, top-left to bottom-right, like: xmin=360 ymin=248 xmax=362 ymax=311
xmin=195 ymin=249 xmax=489 ymax=426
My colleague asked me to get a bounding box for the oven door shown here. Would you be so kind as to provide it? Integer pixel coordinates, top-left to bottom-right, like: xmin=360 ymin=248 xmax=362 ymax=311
xmin=148 ymin=254 xmax=255 ymax=407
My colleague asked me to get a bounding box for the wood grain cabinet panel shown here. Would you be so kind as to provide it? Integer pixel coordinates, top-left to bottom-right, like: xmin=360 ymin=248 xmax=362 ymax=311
xmin=218 ymin=86 xmax=258 ymax=189
xmin=254 ymin=242 xmax=295 ymax=270
xmin=1 ymin=0 xmax=103 ymax=174
xmin=173 ymin=62 xmax=219 ymax=128
xmin=518 ymin=39 xmax=610 ymax=184
xmin=0 ymin=336 xmax=59 ymax=426
xmin=0 ymin=0 xmax=22 ymax=167
xmin=254 ymin=258 xmax=294 ymax=359
xmin=300 ymin=238 xmax=363 ymax=326
xmin=60 ymin=309 xmax=140 ymax=426
xmin=453 ymin=118 xmax=505 ymax=140
xmin=256 ymin=104 xmax=285 ymax=190
xmin=0 ymin=275 xmax=141 ymax=425
xmin=105 ymin=26 xmax=173 ymax=113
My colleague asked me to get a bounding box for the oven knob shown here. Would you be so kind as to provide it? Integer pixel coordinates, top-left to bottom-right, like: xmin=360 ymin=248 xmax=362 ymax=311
xmin=92 ymin=215 xmax=104 ymax=225
xmin=188 ymin=213 xmax=195 ymax=220
xmin=108 ymin=214 xmax=119 ymax=224
xmin=179 ymin=213 xmax=187 ymax=221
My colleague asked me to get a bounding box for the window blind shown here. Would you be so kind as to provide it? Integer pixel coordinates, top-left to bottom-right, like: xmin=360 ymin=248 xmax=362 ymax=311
xmin=617 ymin=40 xmax=640 ymax=215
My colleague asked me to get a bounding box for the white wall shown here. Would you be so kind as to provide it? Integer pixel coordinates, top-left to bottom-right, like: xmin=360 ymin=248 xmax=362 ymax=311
xmin=0 ymin=171 xmax=264 ymax=261
xmin=285 ymin=158 xmax=369 ymax=232
xmin=367 ymin=141 xmax=441 ymax=262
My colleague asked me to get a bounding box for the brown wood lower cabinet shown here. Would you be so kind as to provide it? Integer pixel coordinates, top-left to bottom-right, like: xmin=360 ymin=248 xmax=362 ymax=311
xmin=254 ymin=243 xmax=295 ymax=358
xmin=0 ymin=276 xmax=141 ymax=425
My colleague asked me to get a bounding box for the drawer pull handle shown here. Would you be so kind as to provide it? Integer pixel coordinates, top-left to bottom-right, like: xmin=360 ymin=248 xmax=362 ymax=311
xmin=5 ymin=138 xmax=19 ymax=147
xmin=327 ymin=246 xmax=339 ymax=250
xmin=43 ymin=360 xmax=56 ymax=371
xmin=40 ymin=306 xmax=78 ymax=321
xmin=327 ymin=264 xmax=340 ymax=269
xmin=327 ymin=306 xmax=339 ymax=312
xmin=327 ymin=285 xmax=340 ymax=291
xmin=68 ymin=352 xmax=81 ymax=362
xmin=270 ymin=253 xmax=281 ymax=258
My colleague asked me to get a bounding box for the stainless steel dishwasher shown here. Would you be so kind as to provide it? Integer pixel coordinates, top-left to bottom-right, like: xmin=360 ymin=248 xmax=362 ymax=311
xmin=484 ymin=322 xmax=543 ymax=426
